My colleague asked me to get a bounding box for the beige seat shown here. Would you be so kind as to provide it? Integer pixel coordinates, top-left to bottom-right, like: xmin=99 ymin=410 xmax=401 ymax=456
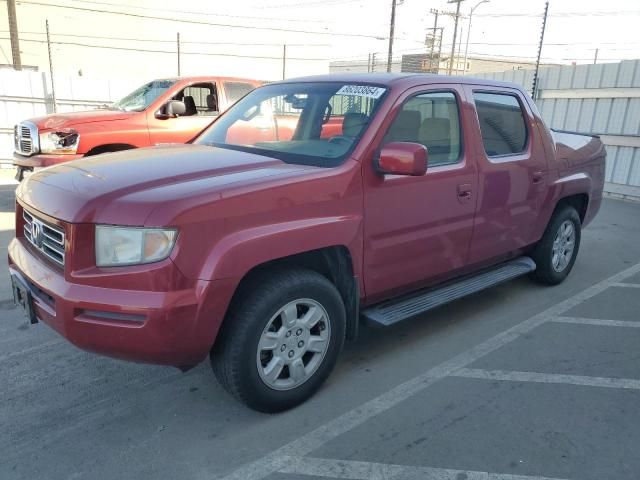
xmin=383 ymin=110 xmax=421 ymax=144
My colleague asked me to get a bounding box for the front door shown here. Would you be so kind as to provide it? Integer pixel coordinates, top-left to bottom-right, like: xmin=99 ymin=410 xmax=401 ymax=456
xmin=362 ymin=85 xmax=478 ymax=301
xmin=147 ymin=82 xmax=219 ymax=145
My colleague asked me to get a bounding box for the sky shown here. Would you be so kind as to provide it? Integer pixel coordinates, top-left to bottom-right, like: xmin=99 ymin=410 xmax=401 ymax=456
xmin=0 ymin=0 xmax=639 ymax=87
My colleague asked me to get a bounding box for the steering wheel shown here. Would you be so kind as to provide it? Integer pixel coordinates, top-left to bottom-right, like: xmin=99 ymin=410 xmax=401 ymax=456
xmin=328 ymin=136 xmax=352 ymax=145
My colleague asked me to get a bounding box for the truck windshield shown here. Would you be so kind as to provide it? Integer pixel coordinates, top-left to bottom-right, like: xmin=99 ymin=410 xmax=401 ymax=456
xmin=195 ymin=82 xmax=388 ymax=166
xmin=112 ymin=79 xmax=175 ymax=112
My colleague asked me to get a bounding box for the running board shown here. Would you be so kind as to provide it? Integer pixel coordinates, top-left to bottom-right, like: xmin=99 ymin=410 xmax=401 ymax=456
xmin=362 ymin=257 xmax=536 ymax=328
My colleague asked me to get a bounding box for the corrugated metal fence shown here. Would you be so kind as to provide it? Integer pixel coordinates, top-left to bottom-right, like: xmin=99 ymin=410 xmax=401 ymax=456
xmin=2 ymin=62 xmax=640 ymax=199
xmin=474 ymin=60 xmax=640 ymax=200
xmin=0 ymin=69 xmax=135 ymax=165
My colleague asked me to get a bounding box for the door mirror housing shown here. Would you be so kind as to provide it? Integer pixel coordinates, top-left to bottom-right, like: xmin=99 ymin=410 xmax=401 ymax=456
xmin=156 ymin=100 xmax=186 ymax=119
xmin=377 ymin=142 xmax=428 ymax=176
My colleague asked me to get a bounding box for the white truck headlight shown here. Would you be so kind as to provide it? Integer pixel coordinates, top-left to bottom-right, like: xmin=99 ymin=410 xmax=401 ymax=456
xmin=39 ymin=128 xmax=80 ymax=154
xmin=96 ymin=226 xmax=177 ymax=267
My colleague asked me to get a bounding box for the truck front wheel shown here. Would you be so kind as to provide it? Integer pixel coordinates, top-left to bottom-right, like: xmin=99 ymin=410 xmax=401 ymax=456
xmin=531 ymin=205 xmax=582 ymax=285
xmin=211 ymin=268 xmax=346 ymax=412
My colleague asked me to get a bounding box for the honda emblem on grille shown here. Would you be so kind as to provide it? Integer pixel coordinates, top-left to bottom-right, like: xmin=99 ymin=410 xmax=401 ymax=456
xmin=31 ymin=221 xmax=43 ymax=247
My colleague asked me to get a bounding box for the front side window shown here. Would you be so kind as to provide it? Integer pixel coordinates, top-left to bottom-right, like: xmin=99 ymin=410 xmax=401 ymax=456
xmin=176 ymin=83 xmax=218 ymax=116
xmin=473 ymin=92 xmax=528 ymax=157
xmin=112 ymin=79 xmax=175 ymax=112
xmin=382 ymin=91 xmax=462 ymax=166
xmin=195 ymin=82 xmax=388 ymax=167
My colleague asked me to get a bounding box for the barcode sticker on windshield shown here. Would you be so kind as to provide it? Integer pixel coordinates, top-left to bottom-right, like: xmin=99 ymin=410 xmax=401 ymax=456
xmin=336 ymin=85 xmax=386 ymax=99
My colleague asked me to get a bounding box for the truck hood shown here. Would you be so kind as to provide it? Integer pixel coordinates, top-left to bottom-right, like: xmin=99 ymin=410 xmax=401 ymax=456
xmin=17 ymin=144 xmax=318 ymax=224
xmin=27 ymin=109 xmax=133 ymax=131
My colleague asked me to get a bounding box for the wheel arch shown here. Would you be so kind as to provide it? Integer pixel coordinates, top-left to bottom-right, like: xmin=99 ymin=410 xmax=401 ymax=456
xmin=555 ymin=192 xmax=589 ymax=223
xmin=85 ymin=143 xmax=136 ymax=156
xmin=222 ymin=246 xmax=360 ymax=342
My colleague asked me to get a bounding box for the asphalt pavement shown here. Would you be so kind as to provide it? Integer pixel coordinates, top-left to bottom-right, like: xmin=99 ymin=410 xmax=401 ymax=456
xmin=1 ymin=181 xmax=640 ymax=480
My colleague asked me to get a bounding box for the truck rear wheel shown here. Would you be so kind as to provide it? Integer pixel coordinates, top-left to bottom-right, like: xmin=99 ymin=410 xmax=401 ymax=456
xmin=211 ymin=268 xmax=346 ymax=413
xmin=531 ymin=205 xmax=581 ymax=285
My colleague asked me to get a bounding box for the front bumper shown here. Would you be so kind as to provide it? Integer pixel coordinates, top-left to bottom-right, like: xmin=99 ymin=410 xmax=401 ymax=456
xmin=8 ymin=237 xmax=235 ymax=367
xmin=13 ymin=152 xmax=84 ymax=169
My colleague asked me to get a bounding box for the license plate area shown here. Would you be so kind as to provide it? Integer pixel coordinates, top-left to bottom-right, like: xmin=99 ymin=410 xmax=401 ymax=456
xmin=11 ymin=274 xmax=38 ymax=324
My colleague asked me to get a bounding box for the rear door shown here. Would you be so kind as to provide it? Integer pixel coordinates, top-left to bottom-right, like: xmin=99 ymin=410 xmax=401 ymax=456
xmin=463 ymin=86 xmax=548 ymax=265
xmin=147 ymin=82 xmax=219 ymax=144
xmin=362 ymin=84 xmax=478 ymax=300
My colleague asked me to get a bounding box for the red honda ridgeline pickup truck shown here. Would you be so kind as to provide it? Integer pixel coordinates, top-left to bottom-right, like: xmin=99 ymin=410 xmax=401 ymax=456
xmin=13 ymin=76 xmax=261 ymax=180
xmin=9 ymin=74 xmax=605 ymax=412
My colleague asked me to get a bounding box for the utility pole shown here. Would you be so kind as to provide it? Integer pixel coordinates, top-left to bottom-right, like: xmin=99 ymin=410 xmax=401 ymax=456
xmin=371 ymin=52 xmax=377 ymax=72
xmin=387 ymin=0 xmax=397 ymax=72
xmin=282 ymin=44 xmax=287 ymax=79
xmin=531 ymin=1 xmax=549 ymax=100
xmin=45 ymin=20 xmax=57 ymax=113
xmin=7 ymin=0 xmax=22 ymax=69
xmin=176 ymin=32 xmax=181 ymax=76
xmin=447 ymin=0 xmax=464 ymax=75
xmin=593 ymin=48 xmax=599 ymax=64
xmin=457 ymin=26 xmax=464 ymax=73
xmin=428 ymin=9 xmax=439 ymax=73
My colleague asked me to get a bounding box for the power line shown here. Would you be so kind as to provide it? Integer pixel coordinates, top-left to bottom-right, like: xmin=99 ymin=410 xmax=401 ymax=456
xmin=475 ymin=9 xmax=640 ymax=17
xmin=258 ymin=0 xmax=367 ymax=8
xmin=0 ymin=30 xmax=330 ymax=47
xmin=67 ymin=0 xmax=328 ymax=23
xmin=0 ymin=37 xmax=329 ymax=60
xmin=15 ymin=0 xmax=388 ymax=39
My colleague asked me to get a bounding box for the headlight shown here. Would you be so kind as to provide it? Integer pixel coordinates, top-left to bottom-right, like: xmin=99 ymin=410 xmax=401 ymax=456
xmin=39 ymin=128 xmax=80 ymax=154
xmin=96 ymin=226 xmax=178 ymax=267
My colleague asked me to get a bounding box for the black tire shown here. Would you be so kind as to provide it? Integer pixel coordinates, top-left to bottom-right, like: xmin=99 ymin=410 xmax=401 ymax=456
xmin=211 ymin=268 xmax=346 ymax=413
xmin=530 ymin=205 xmax=581 ymax=285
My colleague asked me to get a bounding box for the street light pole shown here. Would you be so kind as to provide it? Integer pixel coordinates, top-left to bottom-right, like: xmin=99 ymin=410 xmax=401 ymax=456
xmin=463 ymin=0 xmax=489 ymax=75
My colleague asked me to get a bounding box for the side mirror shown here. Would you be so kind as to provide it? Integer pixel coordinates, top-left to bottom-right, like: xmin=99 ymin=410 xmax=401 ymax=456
xmin=377 ymin=142 xmax=428 ymax=176
xmin=166 ymin=100 xmax=186 ymax=117
xmin=156 ymin=100 xmax=186 ymax=119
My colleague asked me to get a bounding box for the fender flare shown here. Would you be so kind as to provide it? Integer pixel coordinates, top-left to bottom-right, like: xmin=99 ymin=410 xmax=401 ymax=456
xmin=198 ymin=215 xmax=363 ymax=282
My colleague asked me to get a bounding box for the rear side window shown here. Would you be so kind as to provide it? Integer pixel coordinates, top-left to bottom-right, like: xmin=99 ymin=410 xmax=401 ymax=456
xmin=473 ymin=92 xmax=528 ymax=157
xmin=224 ymin=82 xmax=255 ymax=104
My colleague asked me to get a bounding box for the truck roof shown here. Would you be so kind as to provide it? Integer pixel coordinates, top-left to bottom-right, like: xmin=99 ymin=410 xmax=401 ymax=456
xmin=160 ymin=76 xmax=263 ymax=85
xmin=276 ymin=72 xmax=524 ymax=91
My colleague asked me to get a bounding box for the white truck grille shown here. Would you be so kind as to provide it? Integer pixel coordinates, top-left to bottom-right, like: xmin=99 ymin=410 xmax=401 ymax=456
xmin=23 ymin=210 xmax=65 ymax=266
xmin=14 ymin=121 xmax=39 ymax=156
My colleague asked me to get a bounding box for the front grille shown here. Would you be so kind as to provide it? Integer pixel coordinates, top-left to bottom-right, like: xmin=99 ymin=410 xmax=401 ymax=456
xmin=14 ymin=121 xmax=39 ymax=155
xmin=23 ymin=210 xmax=65 ymax=266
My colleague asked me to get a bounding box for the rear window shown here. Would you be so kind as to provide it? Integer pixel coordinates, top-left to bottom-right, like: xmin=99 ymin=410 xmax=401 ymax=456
xmin=224 ymin=82 xmax=255 ymax=105
xmin=473 ymin=92 xmax=528 ymax=157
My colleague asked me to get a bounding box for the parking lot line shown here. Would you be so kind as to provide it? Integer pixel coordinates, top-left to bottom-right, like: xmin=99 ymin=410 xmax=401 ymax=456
xmin=218 ymin=260 xmax=640 ymax=480
xmin=610 ymin=282 xmax=640 ymax=289
xmin=551 ymin=316 xmax=640 ymax=328
xmin=453 ymin=367 xmax=640 ymax=390
xmin=277 ymin=456 xmax=569 ymax=480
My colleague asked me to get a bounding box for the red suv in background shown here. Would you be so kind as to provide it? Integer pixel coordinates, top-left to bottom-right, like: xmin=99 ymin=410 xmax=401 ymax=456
xmin=12 ymin=76 xmax=261 ymax=180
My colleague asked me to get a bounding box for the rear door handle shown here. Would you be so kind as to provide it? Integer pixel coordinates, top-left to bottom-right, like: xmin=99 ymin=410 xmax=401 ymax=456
xmin=532 ymin=171 xmax=544 ymax=184
xmin=457 ymin=183 xmax=472 ymax=203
